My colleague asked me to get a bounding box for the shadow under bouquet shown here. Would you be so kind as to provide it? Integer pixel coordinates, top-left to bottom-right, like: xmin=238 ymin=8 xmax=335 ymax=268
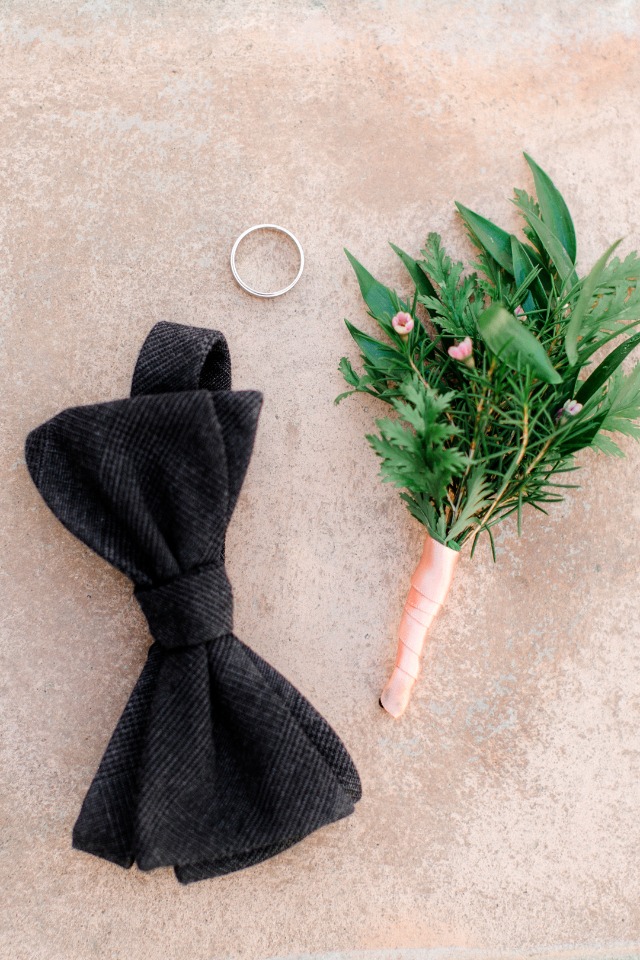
xmin=338 ymin=154 xmax=640 ymax=718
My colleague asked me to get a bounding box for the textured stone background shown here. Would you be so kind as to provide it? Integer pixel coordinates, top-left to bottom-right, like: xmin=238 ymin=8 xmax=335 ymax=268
xmin=1 ymin=2 xmax=639 ymax=959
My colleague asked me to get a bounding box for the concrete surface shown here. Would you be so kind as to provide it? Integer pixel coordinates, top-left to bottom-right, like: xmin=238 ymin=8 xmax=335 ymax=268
xmin=1 ymin=2 xmax=640 ymax=959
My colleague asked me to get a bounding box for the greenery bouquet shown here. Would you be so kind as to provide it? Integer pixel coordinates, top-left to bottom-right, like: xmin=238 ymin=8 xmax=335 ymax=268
xmin=338 ymin=155 xmax=640 ymax=718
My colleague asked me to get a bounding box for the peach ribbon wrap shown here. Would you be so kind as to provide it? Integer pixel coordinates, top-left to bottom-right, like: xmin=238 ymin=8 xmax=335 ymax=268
xmin=380 ymin=535 xmax=459 ymax=718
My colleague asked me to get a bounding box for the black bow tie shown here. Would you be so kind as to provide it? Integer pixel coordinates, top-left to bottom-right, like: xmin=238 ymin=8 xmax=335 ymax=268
xmin=25 ymin=321 xmax=361 ymax=884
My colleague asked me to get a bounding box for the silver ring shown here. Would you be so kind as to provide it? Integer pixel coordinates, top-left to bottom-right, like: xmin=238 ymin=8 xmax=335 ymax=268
xmin=230 ymin=224 xmax=304 ymax=298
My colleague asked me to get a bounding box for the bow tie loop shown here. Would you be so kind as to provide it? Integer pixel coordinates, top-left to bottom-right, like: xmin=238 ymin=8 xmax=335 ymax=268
xmin=135 ymin=564 xmax=233 ymax=650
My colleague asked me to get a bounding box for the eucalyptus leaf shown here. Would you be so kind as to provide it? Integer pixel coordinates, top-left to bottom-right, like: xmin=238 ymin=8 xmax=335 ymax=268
xmin=455 ymin=202 xmax=514 ymax=273
xmin=477 ymin=303 xmax=562 ymax=384
xmin=524 ymin=154 xmax=577 ymax=262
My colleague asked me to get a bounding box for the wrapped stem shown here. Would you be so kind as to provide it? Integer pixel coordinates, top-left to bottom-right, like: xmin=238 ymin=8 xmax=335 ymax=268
xmin=380 ymin=535 xmax=459 ymax=718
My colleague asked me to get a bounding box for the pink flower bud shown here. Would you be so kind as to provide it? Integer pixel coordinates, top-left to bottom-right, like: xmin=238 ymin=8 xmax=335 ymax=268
xmin=391 ymin=311 xmax=414 ymax=337
xmin=556 ymin=399 xmax=583 ymax=421
xmin=514 ymin=305 xmax=525 ymax=317
xmin=447 ymin=336 xmax=473 ymax=362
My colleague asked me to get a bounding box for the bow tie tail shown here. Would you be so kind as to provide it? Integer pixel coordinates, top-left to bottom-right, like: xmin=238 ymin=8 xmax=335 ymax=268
xmin=72 ymin=645 xmax=163 ymax=867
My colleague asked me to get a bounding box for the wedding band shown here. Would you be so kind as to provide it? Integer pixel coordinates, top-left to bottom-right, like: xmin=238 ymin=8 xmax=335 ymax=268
xmin=230 ymin=224 xmax=304 ymax=298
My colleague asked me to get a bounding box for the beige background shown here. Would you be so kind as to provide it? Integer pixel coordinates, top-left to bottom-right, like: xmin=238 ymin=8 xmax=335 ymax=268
xmin=2 ymin=2 xmax=640 ymax=959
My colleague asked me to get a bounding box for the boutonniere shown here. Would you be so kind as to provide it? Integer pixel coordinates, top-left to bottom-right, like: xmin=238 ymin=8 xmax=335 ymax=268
xmin=338 ymin=154 xmax=640 ymax=717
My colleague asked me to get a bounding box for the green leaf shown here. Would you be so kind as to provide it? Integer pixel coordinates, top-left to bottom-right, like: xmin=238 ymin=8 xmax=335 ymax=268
xmin=591 ymin=433 xmax=625 ymax=457
xmin=338 ymin=355 xmax=360 ymax=387
xmin=577 ymin=317 xmax=640 ymax=364
xmin=455 ymin=202 xmax=514 ymax=273
xmin=389 ymin=243 xmax=438 ymax=299
xmin=578 ymin=250 xmax=640 ymax=335
xmin=344 ymin=319 xmax=404 ymax=371
xmin=446 ymin=470 xmax=492 ymax=542
xmin=599 ymin=366 xmax=640 ymax=438
xmin=477 ymin=303 xmax=562 ymax=384
xmin=510 ymin=236 xmax=545 ymax=311
xmin=524 ymin=154 xmax=577 ymax=262
xmin=512 ymin=188 xmax=542 ymax=248
xmin=399 ymin=492 xmax=449 ymax=543
xmin=564 ymin=239 xmax=622 ymax=365
xmin=556 ymin=412 xmax=608 ymax=456
xmin=574 ymin=331 xmax=640 ymax=405
xmin=344 ymin=249 xmax=401 ymax=323
xmin=471 ymin=527 xmax=497 ymax=561
xmin=417 ymin=233 xmax=478 ymax=337
xmin=367 ymin=377 xmax=466 ymax=501
xmin=523 ymin=210 xmax=578 ymax=287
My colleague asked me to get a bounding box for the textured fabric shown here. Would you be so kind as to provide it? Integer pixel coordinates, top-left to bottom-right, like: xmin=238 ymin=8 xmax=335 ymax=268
xmin=25 ymin=321 xmax=361 ymax=884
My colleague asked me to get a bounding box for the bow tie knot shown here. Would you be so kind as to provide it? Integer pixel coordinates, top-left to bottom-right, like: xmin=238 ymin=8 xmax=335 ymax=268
xmin=135 ymin=563 xmax=233 ymax=650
